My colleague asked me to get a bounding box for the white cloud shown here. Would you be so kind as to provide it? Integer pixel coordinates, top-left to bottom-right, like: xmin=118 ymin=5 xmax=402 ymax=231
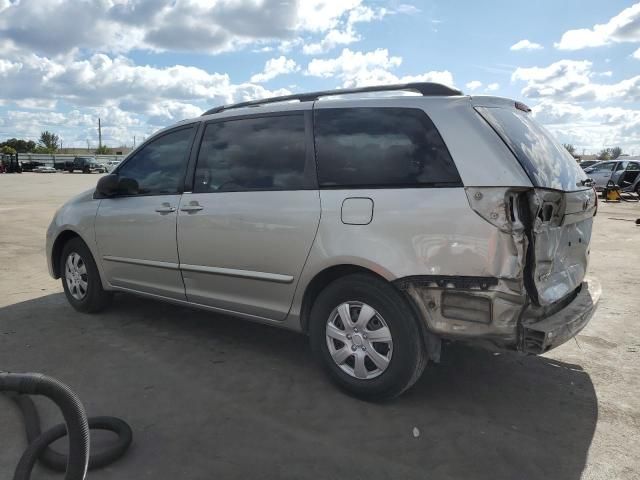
xmin=395 ymin=4 xmax=421 ymax=15
xmin=303 ymin=27 xmax=360 ymax=55
xmin=250 ymin=56 xmax=299 ymax=83
xmin=0 ymin=0 xmax=388 ymax=56
xmin=466 ymin=80 xmax=482 ymax=91
xmin=0 ymin=50 xmax=295 ymax=145
xmin=512 ymin=59 xmax=640 ymax=102
xmin=532 ymin=101 xmax=640 ymax=152
xmin=307 ymin=48 xmax=401 ymax=78
xmin=634 ymin=47 xmax=640 ymax=59
xmin=302 ymin=5 xmax=387 ymax=55
xmin=555 ymin=2 xmax=640 ymax=50
xmin=0 ymin=52 xmax=291 ymax=108
xmin=510 ymin=39 xmax=543 ymax=51
xmin=306 ymin=48 xmax=454 ymax=88
xmin=486 ymin=83 xmax=500 ymax=91
xmin=296 ymin=0 xmax=362 ymax=32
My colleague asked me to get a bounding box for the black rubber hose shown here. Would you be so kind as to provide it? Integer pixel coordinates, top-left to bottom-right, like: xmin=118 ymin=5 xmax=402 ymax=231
xmin=1 ymin=373 xmax=89 ymax=480
xmin=10 ymin=394 xmax=133 ymax=470
xmin=0 ymin=372 xmax=132 ymax=480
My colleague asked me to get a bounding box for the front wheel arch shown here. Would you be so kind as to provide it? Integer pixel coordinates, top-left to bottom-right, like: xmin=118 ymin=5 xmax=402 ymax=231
xmin=51 ymin=230 xmax=82 ymax=278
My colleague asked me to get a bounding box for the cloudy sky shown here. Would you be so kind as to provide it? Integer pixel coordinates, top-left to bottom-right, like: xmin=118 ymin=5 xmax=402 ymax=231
xmin=0 ymin=0 xmax=639 ymax=154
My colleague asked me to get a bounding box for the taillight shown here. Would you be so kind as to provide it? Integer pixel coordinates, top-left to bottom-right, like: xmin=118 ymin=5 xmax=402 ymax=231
xmin=464 ymin=187 xmax=526 ymax=233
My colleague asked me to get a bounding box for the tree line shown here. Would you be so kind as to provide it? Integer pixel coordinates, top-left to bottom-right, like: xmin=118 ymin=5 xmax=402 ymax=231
xmin=1 ymin=131 xmax=111 ymax=155
xmin=563 ymin=144 xmax=624 ymax=161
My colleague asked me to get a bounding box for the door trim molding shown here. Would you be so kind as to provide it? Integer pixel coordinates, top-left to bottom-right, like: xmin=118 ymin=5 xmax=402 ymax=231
xmin=180 ymin=263 xmax=294 ymax=284
xmin=103 ymin=255 xmax=180 ymax=270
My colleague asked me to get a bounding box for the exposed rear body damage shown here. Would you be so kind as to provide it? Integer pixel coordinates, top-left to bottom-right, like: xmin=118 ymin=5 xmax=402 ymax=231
xmin=396 ymin=97 xmax=599 ymax=354
xmin=397 ymin=185 xmax=598 ymax=353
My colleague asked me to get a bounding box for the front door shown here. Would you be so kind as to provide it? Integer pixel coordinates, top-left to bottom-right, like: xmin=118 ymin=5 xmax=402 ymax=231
xmin=177 ymin=111 xmax=320 ymax=320
xmin=587 ymin=161 xmax=616 ymax=189
xmin=95 ymin=124 xmax=197 ymax=300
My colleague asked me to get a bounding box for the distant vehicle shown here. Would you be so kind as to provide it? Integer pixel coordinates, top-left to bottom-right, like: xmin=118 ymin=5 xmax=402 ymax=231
xmin=65 ymin=157 xmax=107 ymax=173
xmin=34 ymin=166 xmax=57 ymax=173
xmin=0 ymin=154 xmax=22 ymax=173
xmin=106 ymin=160 xmax=121 ymax=173
xmin=20 ymin=161 xmax=44 ymax=172
xmin=579 ymin=160 xmax=600 ymax=169
xmin=584 ymin=160 xmax=640 ymax=193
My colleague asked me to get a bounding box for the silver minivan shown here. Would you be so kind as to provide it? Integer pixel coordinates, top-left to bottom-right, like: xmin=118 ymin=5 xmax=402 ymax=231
xmin=46 ymin=83 xmax=600 ymax=399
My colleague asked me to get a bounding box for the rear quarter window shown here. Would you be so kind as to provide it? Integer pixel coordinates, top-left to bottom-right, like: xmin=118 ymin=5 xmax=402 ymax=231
xmin=476 ymin=106 xmax=588 ymax=191
xmin=314 ymin=107 xmax=462 ymax=188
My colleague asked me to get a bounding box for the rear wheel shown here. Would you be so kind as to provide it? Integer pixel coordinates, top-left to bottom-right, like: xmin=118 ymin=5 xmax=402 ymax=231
xmin=60 ymin=238 xmax=112 ymax=313
xmin=309 ymin=274 xmax=427 ymax=400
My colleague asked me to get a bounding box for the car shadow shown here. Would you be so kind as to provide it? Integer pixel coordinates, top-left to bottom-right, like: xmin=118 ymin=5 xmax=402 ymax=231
xmin=0 ymin=292 xmax=597 ymax=480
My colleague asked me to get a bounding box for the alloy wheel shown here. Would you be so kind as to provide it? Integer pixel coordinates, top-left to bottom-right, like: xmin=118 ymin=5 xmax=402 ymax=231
xmin=65 ymin=252 xmax=88 ymax=300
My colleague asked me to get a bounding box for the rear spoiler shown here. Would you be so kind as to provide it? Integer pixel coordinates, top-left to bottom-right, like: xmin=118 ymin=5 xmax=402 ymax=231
xmin=469 ymin=95 xmax=531 ymax=112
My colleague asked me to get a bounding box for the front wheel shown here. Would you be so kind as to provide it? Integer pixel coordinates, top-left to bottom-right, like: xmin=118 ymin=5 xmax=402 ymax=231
xmin=309 ymin=274 xmax=427 ymax=400
xmin=60 ymin=238 xmax=112 ymax=313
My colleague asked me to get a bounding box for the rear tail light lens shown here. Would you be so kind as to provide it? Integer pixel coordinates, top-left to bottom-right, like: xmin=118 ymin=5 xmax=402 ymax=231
xmin=464 ymin=187 xmax=526 ymax=233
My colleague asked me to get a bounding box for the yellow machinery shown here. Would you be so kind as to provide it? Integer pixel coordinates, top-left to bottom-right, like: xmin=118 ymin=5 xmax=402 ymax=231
xmin=603 ymin=180 xmax=622 ymax=202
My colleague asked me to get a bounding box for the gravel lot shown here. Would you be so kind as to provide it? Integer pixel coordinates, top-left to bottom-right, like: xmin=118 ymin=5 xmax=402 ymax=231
xmin=1 ymin=173 xmax=639 ymax=480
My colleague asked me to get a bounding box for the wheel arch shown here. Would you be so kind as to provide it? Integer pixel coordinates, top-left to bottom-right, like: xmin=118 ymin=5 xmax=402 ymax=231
xmin=298 ymin=263 xmax=440 ymax=362
xmin=51 ymin=230 xmax=83 ymax=278
xmin=299 ymin=264 xmax=393 ymax=334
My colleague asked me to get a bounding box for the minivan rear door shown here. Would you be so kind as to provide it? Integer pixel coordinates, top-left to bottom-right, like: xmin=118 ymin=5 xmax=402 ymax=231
xmin=475 ymin=104 xmax=597 ymax=306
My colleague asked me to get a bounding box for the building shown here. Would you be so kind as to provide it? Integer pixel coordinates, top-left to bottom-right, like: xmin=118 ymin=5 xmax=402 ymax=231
xmin=57 ymin=147 xmax=133 ymax=156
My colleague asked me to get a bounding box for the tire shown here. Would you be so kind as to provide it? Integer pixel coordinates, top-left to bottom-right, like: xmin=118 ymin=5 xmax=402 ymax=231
xmin=309 ymin=273 xmax=427 ymax=400
xmin=60 ymin=237 xmax=112 ymax=313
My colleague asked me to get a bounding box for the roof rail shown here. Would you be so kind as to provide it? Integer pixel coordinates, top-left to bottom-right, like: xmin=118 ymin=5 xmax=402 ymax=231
xmin=202 ymin=82 xmax=463 ymax=116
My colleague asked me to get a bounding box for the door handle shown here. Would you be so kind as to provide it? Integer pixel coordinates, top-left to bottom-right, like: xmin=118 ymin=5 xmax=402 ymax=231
xmin=155 ymin=202 xmax=176 ymax=214
xmin=180 ymin=201 xmax=203 ymax=213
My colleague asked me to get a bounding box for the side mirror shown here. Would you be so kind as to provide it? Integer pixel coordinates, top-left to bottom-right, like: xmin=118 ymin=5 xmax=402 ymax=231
xmin=95 ymin=174 xmax=119 ymax=198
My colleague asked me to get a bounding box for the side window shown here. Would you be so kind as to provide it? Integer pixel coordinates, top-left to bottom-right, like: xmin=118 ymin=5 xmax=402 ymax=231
xmin=116 ymin=126 xmax=195 ymax=195
xmin=616 ymin=162 xmax=627 ymax=171
xmin=592 ymin=162 xmax=615 ymax=172
xmin=194 ymin=114 xmax=309 ymax=193
xmin=626 ymin=162 xmax=640 ymax=171
xmin=314 ymin=107 xmax=461 ymax=188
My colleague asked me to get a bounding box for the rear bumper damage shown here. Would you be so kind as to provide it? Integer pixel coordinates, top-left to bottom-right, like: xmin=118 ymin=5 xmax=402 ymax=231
xmin=520 ymin=277 xmax=601 ymax=353
xmin=398 ymin=276 xmax=600 ymax=355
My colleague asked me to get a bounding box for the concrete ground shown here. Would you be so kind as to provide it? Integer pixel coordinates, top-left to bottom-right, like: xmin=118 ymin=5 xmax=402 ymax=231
xmin=1 ymin=172 xmax=639 ymax=480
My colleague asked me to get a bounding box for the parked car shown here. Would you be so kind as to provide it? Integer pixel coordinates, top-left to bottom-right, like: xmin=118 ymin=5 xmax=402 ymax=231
xmin=579 ymin=160 xmax=600 ymax=169
xmin=46 ymin=83 xmax=600 ymax=399
xmin=65 ymin=157 xmax=107 ymax=173
xmin=105 ymin=160 xmax=121 ymax=172
xmin=33 ymin=165 xmax=57 ymax=173
xmin=584 ymin=160 xmax=640 ymax=192
xmin=20 ymin=161 xmax=44 ymax=172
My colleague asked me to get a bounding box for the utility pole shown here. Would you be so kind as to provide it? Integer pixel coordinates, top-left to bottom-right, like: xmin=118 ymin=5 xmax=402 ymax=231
xmin=133 ymin=136 xmax=136 ymax=148
xmin=98 ymin=117 xmax=102 ymax=149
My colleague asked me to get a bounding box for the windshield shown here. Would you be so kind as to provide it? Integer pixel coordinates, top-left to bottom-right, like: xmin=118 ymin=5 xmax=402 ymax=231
xmin=476 ymin=106 xmax=588 ymax=191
